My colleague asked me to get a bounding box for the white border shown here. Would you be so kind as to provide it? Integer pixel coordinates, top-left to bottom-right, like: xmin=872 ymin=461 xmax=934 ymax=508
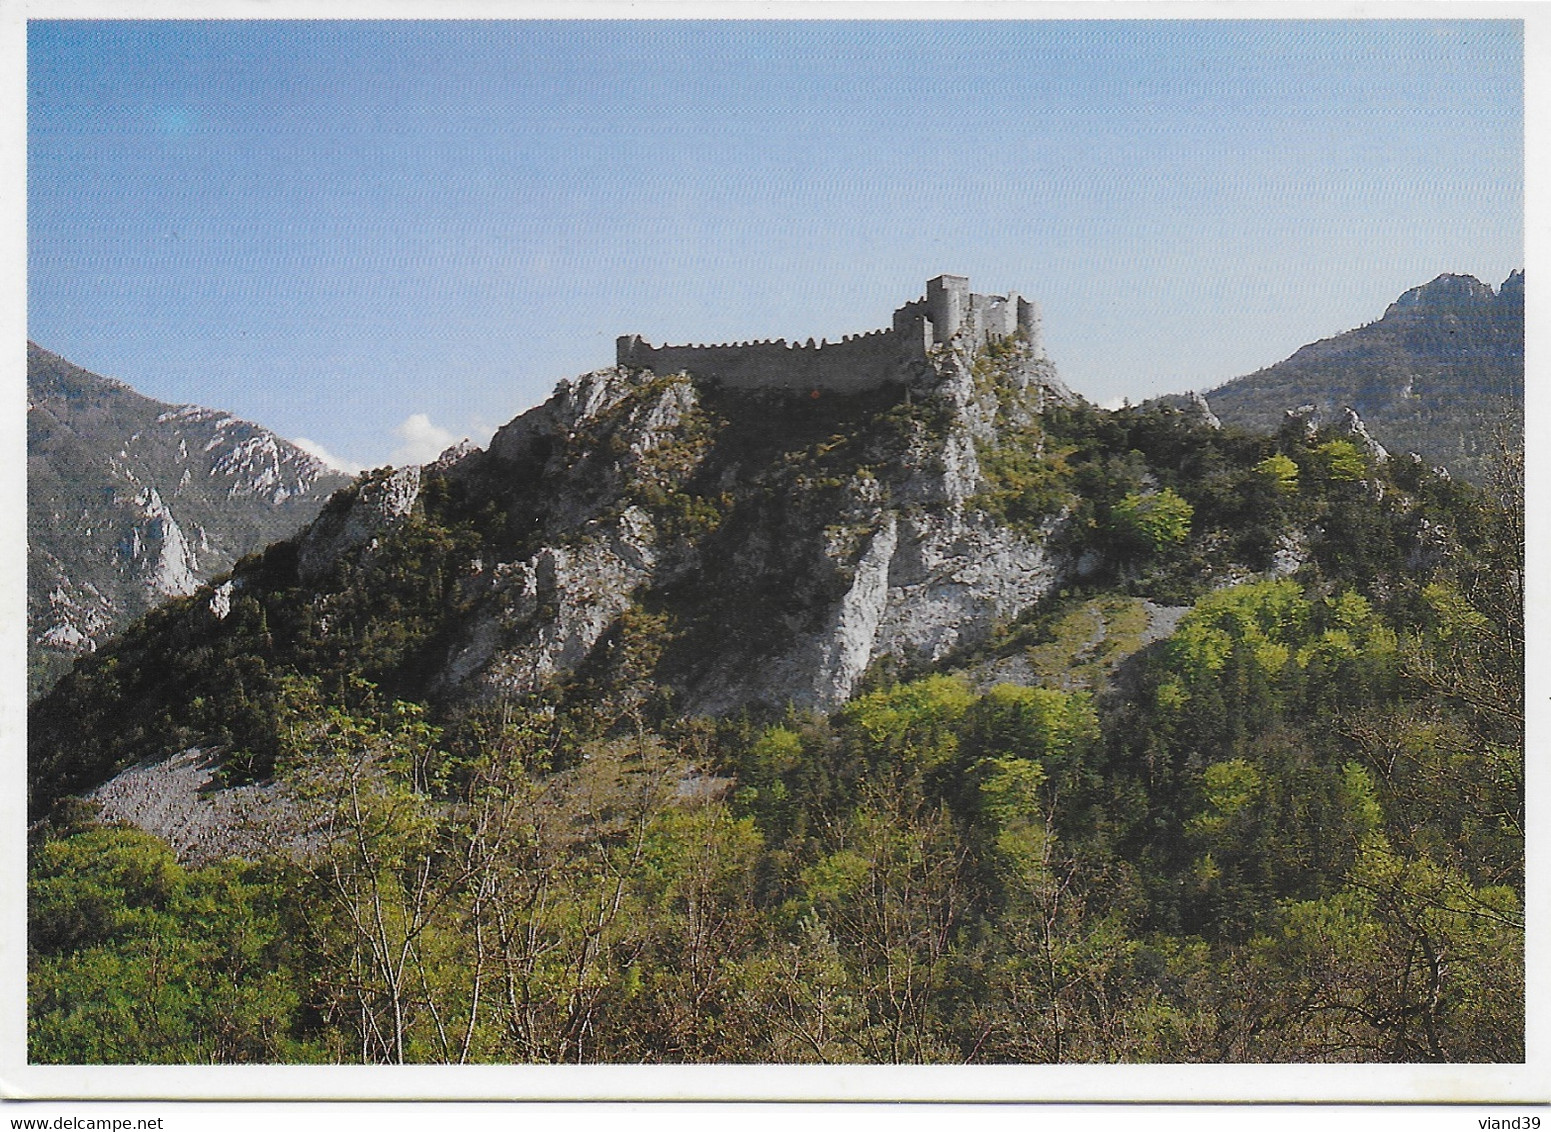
xmin=4 ymin=1062 xmax=1550 ymax=1102
xmin=2 ymin=0 xmax=1543 ymax=1104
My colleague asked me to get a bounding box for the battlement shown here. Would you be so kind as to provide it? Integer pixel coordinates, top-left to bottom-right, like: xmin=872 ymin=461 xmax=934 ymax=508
xmin=617 ymin=275 xmax=1043 ymax=393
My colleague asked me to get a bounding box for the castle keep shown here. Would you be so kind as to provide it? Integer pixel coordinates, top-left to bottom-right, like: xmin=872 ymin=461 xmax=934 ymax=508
xmin=617 ymin=275 xmax=1043 ymax=393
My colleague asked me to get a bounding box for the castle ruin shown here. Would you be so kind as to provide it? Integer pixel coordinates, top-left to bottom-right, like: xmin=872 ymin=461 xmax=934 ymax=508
xmin=616 ymin=275 xmax=1043 ymax=394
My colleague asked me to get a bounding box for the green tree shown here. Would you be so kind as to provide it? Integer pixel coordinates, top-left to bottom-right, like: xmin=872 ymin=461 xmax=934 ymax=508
xmin=793 ymin=790 xmax=974 ymax=1062
xmin=1255 ymin=453 xmax=1300 ymax=494
xmin=1245 ymin=841 xmax=1522 ymax=1061
xmin=1112 ymin=488 xmax=1194 ymax=551
xmin=1313 ymin=439 xmax=1370 ymax=482
xmin=602 ymin=799 xmax=766 ymax=1060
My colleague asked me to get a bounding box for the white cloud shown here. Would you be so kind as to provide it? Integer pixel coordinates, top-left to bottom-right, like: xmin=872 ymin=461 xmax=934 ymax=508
xmin=292 ymin=437 xmax=364 ymax=476
xmin=391 ymin=413 xmax=463 ymax=466
xmin=1100 ymin=396 xmax=1129 ymax=411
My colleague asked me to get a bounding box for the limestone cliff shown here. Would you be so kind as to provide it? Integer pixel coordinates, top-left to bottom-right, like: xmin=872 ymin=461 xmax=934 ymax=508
xmin=303 ymin=337 xmax=1076 ymax=715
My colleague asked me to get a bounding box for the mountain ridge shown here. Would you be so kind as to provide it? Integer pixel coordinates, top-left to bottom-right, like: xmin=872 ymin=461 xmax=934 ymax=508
xmin=26 ymin=342 xmax=353 ymax=697
xmin=1201 ymin=270 xmax=1523 ymax=483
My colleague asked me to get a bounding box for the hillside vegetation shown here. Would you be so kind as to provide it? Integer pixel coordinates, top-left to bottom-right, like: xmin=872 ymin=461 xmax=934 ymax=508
xmin=28 ymin=338 xmax=1522 ymax=1064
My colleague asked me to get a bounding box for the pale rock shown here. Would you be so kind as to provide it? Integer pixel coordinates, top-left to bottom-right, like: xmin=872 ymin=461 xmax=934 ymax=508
xmin=1185 ymin=391 xmax=1221 ymax=430
xmin=1285 ymin=404 xmax=1320 ymax=438
xmin=209 ymin=579 xmax=236 ymax=620
xmin=297 ymin=465 xmax=423 ymax=584
xmin=758 ymin=514 xmax=901 ymax=711
xmin=40 ymin=622 xmax=91 ymax=649
xmin=875 ymin=510 xmax=1063 ymax=671
xmin=1268 ymin=529 xmax=1309 ymax=579
xmin=1342 ymin=406 xmax=1389 ymax=464
xmin=131 ymin=486 xmax=200 ymax=598
xmin=430 ymin=439 xmax=479 ymax=471
xmin=450 ymin=506 xmax=660 ymax=699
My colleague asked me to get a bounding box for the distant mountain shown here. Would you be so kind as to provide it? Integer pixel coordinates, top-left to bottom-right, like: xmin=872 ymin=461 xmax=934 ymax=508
xmin=27 ymin=343 xmax=352 ymax=697
xmin=1203 ymin=271 xmax=1523 ymax=483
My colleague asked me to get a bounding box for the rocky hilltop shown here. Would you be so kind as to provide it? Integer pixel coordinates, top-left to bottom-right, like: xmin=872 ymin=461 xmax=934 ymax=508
xmin=31 ymin=298 xmax=1485 ymax=823
xmin=377 ymin=341 xmax=1072 ymax=716
xmin=248 ymin=335 xmax=1076 ymax=724
xmin=31 ymin=328 xmax=1125 ymax=813
xmin=1202 ymin=271 xmax=1523 ymax=483
xmin=26 ymin=343 xmax=352 ymax=697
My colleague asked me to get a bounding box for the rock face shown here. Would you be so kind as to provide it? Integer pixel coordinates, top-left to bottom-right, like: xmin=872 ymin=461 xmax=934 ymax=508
xmin=26 ymin=343 xmax=352 ymax=697
xmin=297 ymin=465 xmax=423 ymax=584
xmin=1341 ymin=406 xmax=1389 ymax=465
xmin=1205 ymin=271 xmax=1523 ymax=483
xmin=294 ymin=336 xmax=1075 ymax=715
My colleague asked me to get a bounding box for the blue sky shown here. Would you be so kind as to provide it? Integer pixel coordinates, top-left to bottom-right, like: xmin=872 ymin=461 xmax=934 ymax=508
xmin=28 ymin=19 xmax=1523 ymax=471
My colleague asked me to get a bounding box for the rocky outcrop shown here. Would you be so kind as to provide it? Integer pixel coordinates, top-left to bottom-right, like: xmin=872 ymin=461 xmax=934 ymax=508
xmin=1284 ymin=404 xmax=1320 ymax=439
xmin=1342 ymin=406 xmax=1389 ymax=464
xmin=297 ymin=465 xmax=422 ymax=584
xmin=1184 ymin=391 xmax=1221 ymax=430
xmin=326 ymin=339 xmax=1082 ymax=717
xmin=130 ymin=485 xmax=200 ymax=598
xmin=876 ymin=511 xmax=1062 ymax=674
xmin=445 ymin=506 xmax=661 ymax=697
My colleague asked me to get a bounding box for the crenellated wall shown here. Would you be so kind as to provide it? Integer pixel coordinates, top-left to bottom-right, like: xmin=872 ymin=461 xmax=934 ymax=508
xmin=618 ymin=275 xmax=1043 ymax=391
xmin=616 ymin=328 xmax=912 ymax=393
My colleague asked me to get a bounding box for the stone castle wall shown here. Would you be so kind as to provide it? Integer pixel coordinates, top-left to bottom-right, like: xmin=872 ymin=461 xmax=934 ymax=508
xmin=616 ymin=329 xmax=913 ymax=394
xmin=618 ymin=276 xmax=1043 ymax=392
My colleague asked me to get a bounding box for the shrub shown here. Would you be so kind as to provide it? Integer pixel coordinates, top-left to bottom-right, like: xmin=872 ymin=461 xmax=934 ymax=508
xmin=1314 ymin=440 xmax=1369 ymax=482
xmin=1113 ymin=488 xmax=1194 ymax=550
xmin=1255 ymin=453 xmax=1300 ymax=494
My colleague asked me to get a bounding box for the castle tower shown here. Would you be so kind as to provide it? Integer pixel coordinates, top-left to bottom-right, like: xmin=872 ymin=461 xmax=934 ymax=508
xmin=1016 ymin=297 xmax=1044 ymax=358
xmin=926 ymin=275 xmax=970 ymax=344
